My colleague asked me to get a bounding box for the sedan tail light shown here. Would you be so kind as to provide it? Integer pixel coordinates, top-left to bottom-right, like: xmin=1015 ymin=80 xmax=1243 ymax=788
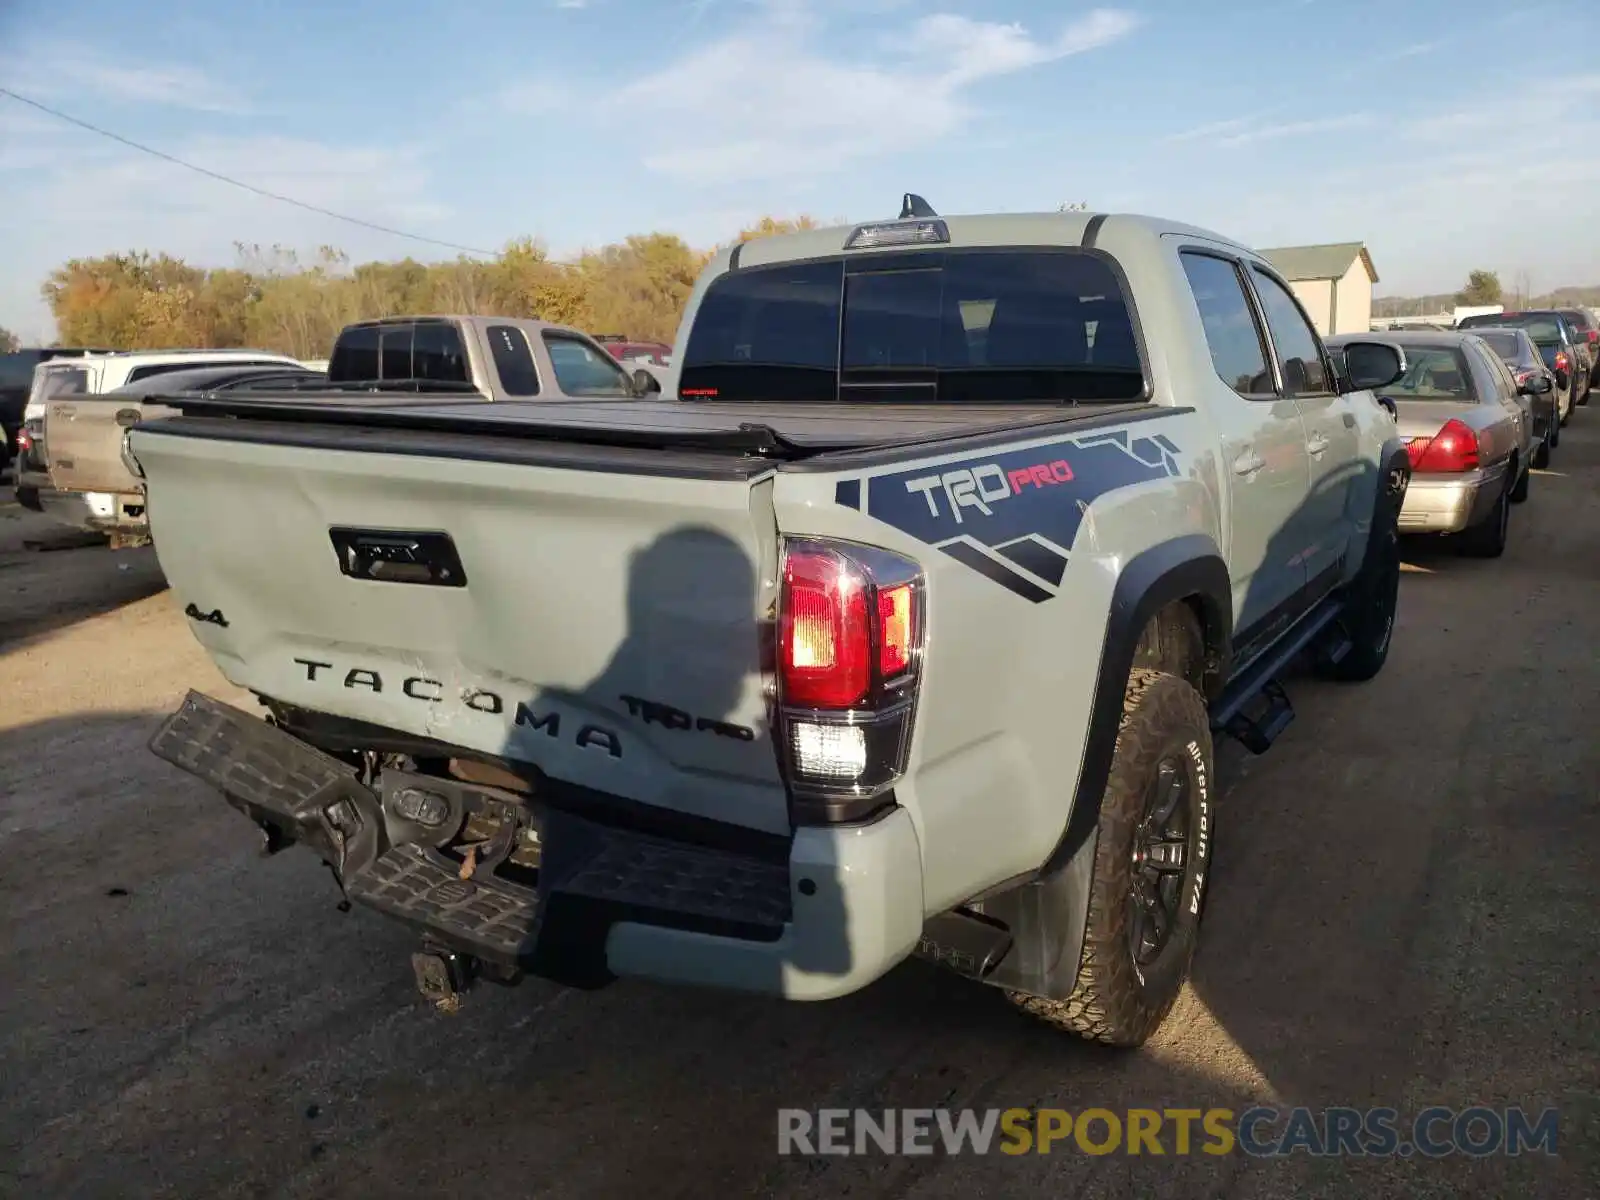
xmin=1587 ymin=330 xmax=1597 ymax=346
xmin=1555 ymin=351 xmax=1570 ymax=372
xmin=1407 ymin=418 xmax=1481 ymax=473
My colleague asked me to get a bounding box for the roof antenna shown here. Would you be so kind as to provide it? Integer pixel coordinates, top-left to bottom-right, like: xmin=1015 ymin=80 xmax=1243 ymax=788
xmin=900 ymin=192 xmax=937 ymax=219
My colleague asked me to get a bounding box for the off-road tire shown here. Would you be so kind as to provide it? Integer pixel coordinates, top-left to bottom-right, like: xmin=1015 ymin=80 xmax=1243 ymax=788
xmin=1457 ymin=479 xmax=1510 ymax=558
xmin=1510 ymin=462 xmax=1530 ymax=503
xmin=1007 ymin=669 xmax=1213 ymax=1047
xmin=1323 ymin=524 xmax=1400 ymax=682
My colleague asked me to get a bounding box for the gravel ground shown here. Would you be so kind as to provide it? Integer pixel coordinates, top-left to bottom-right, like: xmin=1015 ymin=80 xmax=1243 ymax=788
xmin=1 ymin=423 xmax=1597 ymax=1199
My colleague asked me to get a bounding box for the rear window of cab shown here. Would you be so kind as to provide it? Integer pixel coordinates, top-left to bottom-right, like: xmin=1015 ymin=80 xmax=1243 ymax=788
xmin=679 ymin=248 xmax=1144 ymax=404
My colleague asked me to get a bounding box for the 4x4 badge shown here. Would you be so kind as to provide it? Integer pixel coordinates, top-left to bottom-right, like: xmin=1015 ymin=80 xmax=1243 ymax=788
xmin=183 ymin=603 xmax=229 ymax=627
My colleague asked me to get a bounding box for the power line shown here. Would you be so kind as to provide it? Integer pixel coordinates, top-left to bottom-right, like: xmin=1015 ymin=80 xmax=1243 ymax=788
xmin=0 ymin=87 xmax=495 ymax=257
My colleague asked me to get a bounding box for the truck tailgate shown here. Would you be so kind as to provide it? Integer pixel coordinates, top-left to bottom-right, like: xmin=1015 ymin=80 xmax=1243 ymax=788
xmin=45 ymin=396 xmax=159 ymax=494
xmin=130 ymin=423 xmax=790 ymax=834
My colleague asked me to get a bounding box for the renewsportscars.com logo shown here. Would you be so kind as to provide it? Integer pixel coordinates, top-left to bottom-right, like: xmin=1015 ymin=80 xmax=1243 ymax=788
xmin=776 ymin=1106 xmax=1559 ymax=1158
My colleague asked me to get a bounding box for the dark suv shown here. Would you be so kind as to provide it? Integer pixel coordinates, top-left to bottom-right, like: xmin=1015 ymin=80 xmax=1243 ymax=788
xmin=0 ymin=347 xmax=113 ymax=474
xmin=1557 ymin=306 xmax=1600 ymax=388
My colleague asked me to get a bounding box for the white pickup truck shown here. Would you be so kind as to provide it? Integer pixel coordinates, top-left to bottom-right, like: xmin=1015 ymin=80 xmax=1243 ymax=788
xmin=133 ymin=201 xmax=1412 ymax=1046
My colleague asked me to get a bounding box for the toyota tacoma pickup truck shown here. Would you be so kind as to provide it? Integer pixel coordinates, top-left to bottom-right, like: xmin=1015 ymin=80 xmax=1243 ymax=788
xmin=131 ymin=201 xmax=1411 ymax=1046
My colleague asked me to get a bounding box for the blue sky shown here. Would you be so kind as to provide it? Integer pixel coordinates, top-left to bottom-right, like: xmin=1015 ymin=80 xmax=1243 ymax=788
xmin=2 ymin=0 xmax=1598 ymax=339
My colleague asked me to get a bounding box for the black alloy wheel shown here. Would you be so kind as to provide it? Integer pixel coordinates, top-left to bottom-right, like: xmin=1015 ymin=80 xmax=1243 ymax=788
xmin=1129 ymin=758 xmax=1192 ymax=966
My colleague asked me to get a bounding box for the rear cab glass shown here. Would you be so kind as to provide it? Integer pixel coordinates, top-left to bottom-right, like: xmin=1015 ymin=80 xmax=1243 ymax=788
xmin=1384 ymin=345 xmax=1476 ymax=401
xmin=328 ymin=321 xmax=471 ymax=384
xmin=679 ymin=248 xmax=1145 ymax=404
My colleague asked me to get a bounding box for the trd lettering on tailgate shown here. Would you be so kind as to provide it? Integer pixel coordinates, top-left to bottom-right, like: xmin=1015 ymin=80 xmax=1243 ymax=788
xmin=291 ymin=657 xmax=623 ymax=757
xmin=619 ymin=693 xmax=756 ymax=742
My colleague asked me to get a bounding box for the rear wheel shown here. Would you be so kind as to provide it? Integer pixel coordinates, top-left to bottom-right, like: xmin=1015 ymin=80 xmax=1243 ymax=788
xmin=1324 ymin=524 xmax=1400 ymax=682
xmin=1510 ymin=460 xmax=1530 ymax=503
xmin=1007 ymin=669 xmax=1213 ymax=1047
xmin=1458 ymin=480 xmax=1510 ymax=558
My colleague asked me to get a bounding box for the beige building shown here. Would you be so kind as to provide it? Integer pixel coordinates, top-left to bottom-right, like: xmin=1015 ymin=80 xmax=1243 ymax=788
xmin=1257 ymin=243 xmax=1378 ymax=336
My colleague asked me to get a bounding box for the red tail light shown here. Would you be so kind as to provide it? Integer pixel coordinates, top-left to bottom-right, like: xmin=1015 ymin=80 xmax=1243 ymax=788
xmin=777 ymin=539 xmax=924 ymax=816
xmin=15 ymin=429 xmax=31 ymax=452
xmin=1555 ymin=351 xmax=1570 ymax=371
xmin=780 ymin=550 xmax=872 ymax=709
xmin=1588 ymin=330 xmax=1597 ymax=345
xmin=1514 ymin=369 xmax=1537 ymax=386
xmin=1408 ymin=418 xmax=1480 ymax=473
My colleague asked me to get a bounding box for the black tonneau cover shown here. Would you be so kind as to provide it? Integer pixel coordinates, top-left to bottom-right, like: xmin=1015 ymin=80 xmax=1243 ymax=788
xmin=138 ymin=391 xmax=1156 ymax=461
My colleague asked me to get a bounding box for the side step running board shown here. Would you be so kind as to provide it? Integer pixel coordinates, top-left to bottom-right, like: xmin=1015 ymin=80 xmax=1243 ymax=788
xmin=1211 ymin=595 xmax=1350 ymax=755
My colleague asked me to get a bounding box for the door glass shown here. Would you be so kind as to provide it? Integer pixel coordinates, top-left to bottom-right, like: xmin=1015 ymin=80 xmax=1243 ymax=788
xmin=1180 ymin=252 xmax=1275 ymax=397
xmin=1250 ymin=268 xmax=1331 ymax=396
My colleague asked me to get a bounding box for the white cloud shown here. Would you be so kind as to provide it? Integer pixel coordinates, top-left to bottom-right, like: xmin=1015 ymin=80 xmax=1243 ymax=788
xmin=555 ymin=0 xmax=590 ymax=8
xmin=0 ymin=43 xmax=249 ymax=114
xmin=585 ymin=6 xmax=1142 ymax=183
xmin=1164 ymin=111 xmax=1372 ymax=147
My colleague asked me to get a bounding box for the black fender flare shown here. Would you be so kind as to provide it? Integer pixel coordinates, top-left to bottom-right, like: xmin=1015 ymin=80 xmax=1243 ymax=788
xmin=1046 ymin=533 xmax=1231 ymax=874
xmin=1357 ymin=438 xmax=1411 ymax=577
xmin=976 ymin=534 xmax=1230 ymax=1000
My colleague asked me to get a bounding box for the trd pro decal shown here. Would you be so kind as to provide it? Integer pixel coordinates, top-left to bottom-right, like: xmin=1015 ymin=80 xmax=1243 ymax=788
xmin=835 ymin=429 xmax=1181 ymax=602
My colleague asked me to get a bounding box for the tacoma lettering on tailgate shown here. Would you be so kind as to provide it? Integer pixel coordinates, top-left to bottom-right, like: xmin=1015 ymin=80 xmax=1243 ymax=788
xmin=834 ymin=428 xmax=1182 ymax=602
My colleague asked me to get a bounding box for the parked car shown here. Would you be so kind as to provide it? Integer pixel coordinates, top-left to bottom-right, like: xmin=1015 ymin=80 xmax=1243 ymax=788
xmin=591 ymin=334 xmax=673 ymax=366
xmin=22 ymin=361 xmax=325 ymax=546
xmin=15 ymin=348 xmax=305 ymax=487
xmin=1466 ymin=326 xmax=1563 ymax=464
xmin=1557 ymin=305 xmax=1600 ymax=387
xmin=0 ymin=346 xmax=113 ymax=474
xmin=130 ymin=202 xmax=1413 ymax=1047
xmin=1328 ymin=330 xmax=1534 ymax=557
xmin=1458 ymin=309 xmax=1589 ymax=408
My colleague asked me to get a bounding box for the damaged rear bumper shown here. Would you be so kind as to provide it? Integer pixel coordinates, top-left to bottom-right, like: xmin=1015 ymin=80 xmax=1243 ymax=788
xmin=149 ymin=691 xmax=924 ymax=1001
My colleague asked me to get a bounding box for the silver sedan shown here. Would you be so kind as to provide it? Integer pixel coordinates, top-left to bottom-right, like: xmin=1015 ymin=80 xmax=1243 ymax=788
xmin=1328 ymin=331 xmax=1536 ymax=557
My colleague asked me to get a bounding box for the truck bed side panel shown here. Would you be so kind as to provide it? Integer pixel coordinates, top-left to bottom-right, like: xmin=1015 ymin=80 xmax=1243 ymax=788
xmin=775 ymin=410 xmax=1223 ymax=915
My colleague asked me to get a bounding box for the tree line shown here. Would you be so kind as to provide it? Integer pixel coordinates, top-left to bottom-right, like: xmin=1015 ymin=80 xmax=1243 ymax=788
xmin=6 ymin=244 xmax=1595 ymax=358
xmin=1372 ymin=268 xmax=1600 ymax=319
xmin=5 ymin=215 xmax=823 ymax=361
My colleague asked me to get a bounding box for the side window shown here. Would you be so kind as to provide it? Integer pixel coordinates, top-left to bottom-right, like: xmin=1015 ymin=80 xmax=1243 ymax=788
xmin=1250 ymin=268 xmax=1332 ymax=396
xmin=543 ymin=335 xmax=633 ymax=397
xmin=487 ymin=325 xmax=540 ymax=396
xmin=1474 ymin=342 xmax=1518 ymax=399
xmin=1179 ymin=252 xmax=1275 ymax=397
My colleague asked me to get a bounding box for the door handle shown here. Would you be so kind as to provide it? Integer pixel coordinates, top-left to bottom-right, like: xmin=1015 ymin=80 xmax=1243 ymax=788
xmin=1306 ymin=434 xmax=1330 ymax=455
xmin=1233 ymin=450 xmax=1265 ymax=477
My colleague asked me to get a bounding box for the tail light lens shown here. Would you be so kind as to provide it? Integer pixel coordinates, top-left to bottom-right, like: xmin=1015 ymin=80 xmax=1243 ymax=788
xmin=1555 ymin=352 xmax=1570 ymax=371
xmin=15 ymin=428 xmax=31 ymax=452
xmin=1587 ymin=330 xmax=1597 ymax=345
xmin=1408 ymin=418 xmax=1481 ymax=473
xmin=777 ymin=538 xmax=924 ymax=821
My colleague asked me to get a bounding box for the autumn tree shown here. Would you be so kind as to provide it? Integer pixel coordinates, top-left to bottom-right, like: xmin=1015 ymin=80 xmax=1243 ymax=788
xmin=1455 ymin=269 xmax=1502 ymax=306
xmin=35 ymin=213 xmax=847 ymax=355
xmin=0 ymin=326 xmax=18 ymax=353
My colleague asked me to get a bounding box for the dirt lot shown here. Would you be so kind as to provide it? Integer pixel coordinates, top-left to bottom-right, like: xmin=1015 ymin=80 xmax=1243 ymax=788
xmin=2 ymin=427 xmax=1597 ymax=1200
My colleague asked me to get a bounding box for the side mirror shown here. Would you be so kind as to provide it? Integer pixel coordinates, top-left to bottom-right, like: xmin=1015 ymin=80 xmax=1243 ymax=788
xmin=1518 ymin=374 xmax=1553 ymax=396
xmin=1338 ymin=340 xmax=1407 ymax=392
xmin=631 ymin=367 xmax=661 ymax=396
